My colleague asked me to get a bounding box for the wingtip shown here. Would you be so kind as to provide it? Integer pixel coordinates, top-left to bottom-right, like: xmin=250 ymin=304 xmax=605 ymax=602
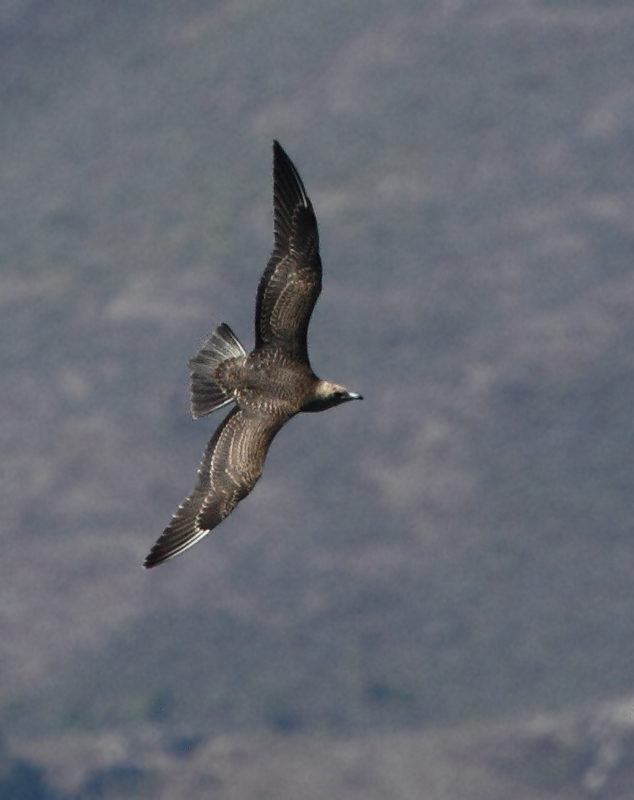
xmin=271 ymin=141 xmax=311 ymax=216
xmin=143 ymin=550 xmax=163 ymax=569
xmin=272 ymin=140 xmax=284 ymax=163
xmin=272 ymin=141 xmax=293 ymax=173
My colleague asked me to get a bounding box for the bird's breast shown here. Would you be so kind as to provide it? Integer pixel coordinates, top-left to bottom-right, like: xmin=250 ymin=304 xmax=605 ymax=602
xmin=217 ymin=350 xmax=315 ymax=416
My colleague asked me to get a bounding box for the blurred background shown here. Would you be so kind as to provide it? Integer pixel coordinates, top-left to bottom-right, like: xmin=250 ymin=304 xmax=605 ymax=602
xmin=2 ymin=0 xmax=634 ymax=797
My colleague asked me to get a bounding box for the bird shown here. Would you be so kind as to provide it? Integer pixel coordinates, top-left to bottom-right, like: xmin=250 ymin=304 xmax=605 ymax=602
xmin=144 ymin=142 xmax=362 ymax=568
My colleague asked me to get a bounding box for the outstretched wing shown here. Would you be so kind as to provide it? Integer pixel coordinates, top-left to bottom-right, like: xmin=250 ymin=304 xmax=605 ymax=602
xmin=144 ymin=407 xmax=286 ymax=568
xmin=254 ymin=141 xmax=322 ymax=364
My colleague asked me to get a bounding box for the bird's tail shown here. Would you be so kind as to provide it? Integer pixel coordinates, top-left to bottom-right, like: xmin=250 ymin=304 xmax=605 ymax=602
xmin=188 ymin=323 xmax=247 ymax=418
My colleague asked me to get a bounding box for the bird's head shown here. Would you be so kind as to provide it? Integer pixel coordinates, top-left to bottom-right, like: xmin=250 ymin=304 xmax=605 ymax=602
xmin=302 ymin=380 xmax=363 ymax=413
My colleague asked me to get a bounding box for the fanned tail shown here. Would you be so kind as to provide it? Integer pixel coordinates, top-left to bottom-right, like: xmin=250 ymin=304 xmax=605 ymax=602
xmin=188 ymin=323 xmax=246 ymax=418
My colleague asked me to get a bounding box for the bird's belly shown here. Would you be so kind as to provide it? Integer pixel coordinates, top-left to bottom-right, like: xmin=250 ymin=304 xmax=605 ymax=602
xmin=217 ymin=352 xmax=312 ymax=415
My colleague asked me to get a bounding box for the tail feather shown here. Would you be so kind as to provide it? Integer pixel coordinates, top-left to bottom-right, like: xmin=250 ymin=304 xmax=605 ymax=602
xmin=188 ymin=323 xmax=246 ymax=418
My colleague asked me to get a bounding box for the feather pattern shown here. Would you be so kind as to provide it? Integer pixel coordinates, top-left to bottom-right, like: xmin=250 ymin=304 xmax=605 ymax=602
xmin=143 ymin=407 xmax=285 ymax=568
xmin=255 ymin=141 xmax=322 ymax=364
xmin=189 ymin=323 xmax=247 ymax=418
xmin=143 ymin=142 xmax=361 ymax=569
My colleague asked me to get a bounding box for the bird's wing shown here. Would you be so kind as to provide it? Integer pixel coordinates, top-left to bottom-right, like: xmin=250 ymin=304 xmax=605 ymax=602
xmin=144 ymin=407 xmax=286 ymax=568
xmin=254 ymin=141 xmax=322 ymax=364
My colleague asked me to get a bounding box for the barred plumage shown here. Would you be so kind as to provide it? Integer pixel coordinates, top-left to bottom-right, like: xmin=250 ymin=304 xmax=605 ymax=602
xmin=144 ymin=142 xmax=362 ymax=569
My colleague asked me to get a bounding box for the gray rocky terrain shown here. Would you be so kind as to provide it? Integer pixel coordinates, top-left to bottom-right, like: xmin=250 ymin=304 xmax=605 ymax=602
xmin=2 ymin=0 xmax=634 ymax=796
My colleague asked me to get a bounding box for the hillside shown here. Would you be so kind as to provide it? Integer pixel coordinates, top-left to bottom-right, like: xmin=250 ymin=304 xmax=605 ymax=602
xmin=2 ymin=0 xmax=634 ymax=767
xmin=6 ymin=696 xmax=634 ymax=799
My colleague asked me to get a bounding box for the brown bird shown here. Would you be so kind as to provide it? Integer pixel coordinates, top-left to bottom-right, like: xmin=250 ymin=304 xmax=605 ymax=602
xmin=144 ymin=142 xmax=362 ymax=568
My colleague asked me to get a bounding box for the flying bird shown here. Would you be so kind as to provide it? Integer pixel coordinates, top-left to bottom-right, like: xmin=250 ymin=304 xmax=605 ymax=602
xmin=144 ymin=142 xmax=362 ymax=568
